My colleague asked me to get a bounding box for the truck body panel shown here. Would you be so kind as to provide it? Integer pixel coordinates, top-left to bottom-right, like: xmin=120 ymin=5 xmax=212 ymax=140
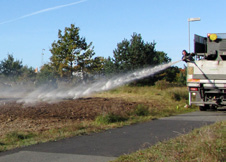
xmin=186 ymin=33 xmax=226 ymax=110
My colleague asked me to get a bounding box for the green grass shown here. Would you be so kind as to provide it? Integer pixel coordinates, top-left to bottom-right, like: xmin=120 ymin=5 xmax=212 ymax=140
xmin=6 ymin=132 xmax=36 ymax=141
xmin=133 ymin=104 xmax=150 ymax=116
xmin=95 ymin=113 xmax=129 ymax=124
xmin=0 ymin=131 xmax=37 ymax=151
xmin=112 ymin=121 xmax=225 ymax=162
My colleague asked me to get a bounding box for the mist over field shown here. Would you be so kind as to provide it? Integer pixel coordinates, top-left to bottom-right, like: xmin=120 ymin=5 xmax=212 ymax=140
xmin=0 ymin=60 xmax=180 ymax=104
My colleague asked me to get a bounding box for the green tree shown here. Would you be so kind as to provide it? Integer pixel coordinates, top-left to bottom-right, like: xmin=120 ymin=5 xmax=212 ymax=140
xmin=161 ymin=66 xmax=180 ymax=82
xmin=0 ymin=54 xmax=23 ymax=77
xmin=102 ymin=57 xmax=116 ymax=76
xmin=18 ymin=66 xmax=36 ymax=81
xmin=36 ymin=64 xmax=58 ymax=86
xmin=50 ymin=24 xmax=95 ymax=80
xmin=113 ymin=33 xmax=171 ymax=72
xmin=89 ymin=57 xmax=105 ymax=75
xmin=176 ymin=66 xmax=187 ymax=85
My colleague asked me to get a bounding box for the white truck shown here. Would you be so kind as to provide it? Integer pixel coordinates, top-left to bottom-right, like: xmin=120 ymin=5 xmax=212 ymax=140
xmin=184 ymin=33 xmax=226 ymax=111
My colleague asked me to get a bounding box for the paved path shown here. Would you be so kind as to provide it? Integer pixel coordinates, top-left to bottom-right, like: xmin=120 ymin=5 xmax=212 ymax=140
xmin=0 ymin=111 xmax=225 ymax=162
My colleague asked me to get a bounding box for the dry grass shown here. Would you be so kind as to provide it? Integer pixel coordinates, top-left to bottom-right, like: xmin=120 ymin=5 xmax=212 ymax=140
xmin=113 ymin=121 xmax=225 ymax=162
xmin=94 ymin=86 xmax=195 ymax=116
xmin=0 ymin=85 xmax=197 ymax=152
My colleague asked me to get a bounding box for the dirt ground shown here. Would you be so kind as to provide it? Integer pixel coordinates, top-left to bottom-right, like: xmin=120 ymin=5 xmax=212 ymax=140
xmin=0 ymin=97 xmax=138 ymax=136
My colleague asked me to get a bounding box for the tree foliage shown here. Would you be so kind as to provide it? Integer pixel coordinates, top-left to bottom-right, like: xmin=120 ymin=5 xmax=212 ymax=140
xmin=160 ymin=66 xmax=180 ymax=82
xmin=0 ymin=54 xmax=23 ymax=77
xmin=176 ymin=66 xmax=187 ymax=85
xmin=113 ymin=33 xmax=171 ymax=72
xmin=18 ymin=66 xmax=36 ymax=81
xmin=36 ymin=64 xmax=58 ymax=85
xmin=0 ymin=54 xmax=36 ymax=84
xmin=50 ymin=24 xmax=95 ymax=79
xmin=102 ymin=57 xmax=116 ymax=76
xmin=0 ymin=27 xmax=186 ymax=86
xmin=89 ymin=57 xmax=105 ymax=75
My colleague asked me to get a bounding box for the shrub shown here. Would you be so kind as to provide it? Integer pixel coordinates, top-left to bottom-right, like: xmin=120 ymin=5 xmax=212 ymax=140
xmin=0 ymin=142 xmax=5 ymax=146
xmin=169 ymin=88 xmax=188 ymax=101
xmin=134 ymin=104 xmax=150 ymax=116
xmin=95 ymin=113 xmax=128 ymax=124
xmin=155 ymin=80 xmax=171 ymax=90
xmin=6 ymin=131 xmax=36 ymax=141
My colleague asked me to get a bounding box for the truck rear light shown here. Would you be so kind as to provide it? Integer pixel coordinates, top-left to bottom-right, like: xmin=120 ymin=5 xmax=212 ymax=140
xmin=190 ymin=87 xmax=198 ymax=91
xmin=187 ymin=79 xmax=200 ymax=82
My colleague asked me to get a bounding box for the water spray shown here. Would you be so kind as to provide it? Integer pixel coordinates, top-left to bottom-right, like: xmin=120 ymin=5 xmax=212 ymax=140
xmin=17 ymin=60 xmax=181 ymax=104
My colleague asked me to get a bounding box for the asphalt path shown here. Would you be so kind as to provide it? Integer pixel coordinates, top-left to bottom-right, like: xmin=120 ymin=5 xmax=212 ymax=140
xmin=0 ymin=111 xmax=225 ymax=162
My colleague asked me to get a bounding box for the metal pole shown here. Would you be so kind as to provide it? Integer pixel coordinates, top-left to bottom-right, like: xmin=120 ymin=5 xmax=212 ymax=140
xmin=188 ymin=20 xmax=190 ymax=53
xmin=188 ymin=18 xmax=201 ymax=53
xmin=41 ymin=49 xmax=45 ymax=66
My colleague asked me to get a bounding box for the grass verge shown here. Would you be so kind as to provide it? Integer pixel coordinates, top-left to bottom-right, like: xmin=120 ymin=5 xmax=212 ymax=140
xmin=112 ymin=121 xmax=225 ymax=162
xmin=0 ymin=85 xmax=197 ymax=152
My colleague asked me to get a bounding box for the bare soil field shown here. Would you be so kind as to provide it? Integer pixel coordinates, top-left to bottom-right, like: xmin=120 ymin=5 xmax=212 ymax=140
xmin=0 ymin=97 xmax=138 ymax=137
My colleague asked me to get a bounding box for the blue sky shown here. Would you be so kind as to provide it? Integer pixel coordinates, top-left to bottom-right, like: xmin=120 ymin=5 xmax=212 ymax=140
xmin=0 ymin=0 xmax=225 ymax=69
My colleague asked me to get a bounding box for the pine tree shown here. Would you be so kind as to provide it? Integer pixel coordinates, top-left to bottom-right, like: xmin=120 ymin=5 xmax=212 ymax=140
xmin=50 ymin=24 xmax=95 ymax=80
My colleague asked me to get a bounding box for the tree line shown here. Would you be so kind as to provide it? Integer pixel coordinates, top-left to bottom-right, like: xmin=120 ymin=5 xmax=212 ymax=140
xmin=0 ymin=24 xmax=186 ymax=86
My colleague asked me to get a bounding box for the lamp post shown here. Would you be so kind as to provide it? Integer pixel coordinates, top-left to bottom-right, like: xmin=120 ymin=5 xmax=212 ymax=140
xmin=41 ymin=49 xmax=45 ymax=66
xmin=188 ymin=17 xmax=201 ymax=53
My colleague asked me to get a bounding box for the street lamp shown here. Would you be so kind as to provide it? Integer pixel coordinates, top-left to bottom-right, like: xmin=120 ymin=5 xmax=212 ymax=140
xmin=41 ymin=49 xmax=45 ymax=66
xmin=188 ymin=17 xmax=201 ymax=53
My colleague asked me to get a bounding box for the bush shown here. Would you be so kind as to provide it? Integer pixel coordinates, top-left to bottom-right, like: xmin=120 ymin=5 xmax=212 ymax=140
xmin=169 ymin=88 xmax=188 ymax=101
xmin=155 ymin=80 xmax=171 ymax=90
xmin=95 ymin=113 xmax=128 ymax=124
xmin=134 ymin=104 xmax=150 ymax=116
xmin=6 ymin=131 xmax=36 ymax=141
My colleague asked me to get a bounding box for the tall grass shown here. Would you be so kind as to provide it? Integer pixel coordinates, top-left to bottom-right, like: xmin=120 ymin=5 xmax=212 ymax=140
xmin=166 ymin=87 xmax=189 ymax=101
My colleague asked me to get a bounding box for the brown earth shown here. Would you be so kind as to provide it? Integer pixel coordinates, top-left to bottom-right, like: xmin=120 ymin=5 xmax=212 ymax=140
xmin=0 ymin=97 xmax=139 ymax=136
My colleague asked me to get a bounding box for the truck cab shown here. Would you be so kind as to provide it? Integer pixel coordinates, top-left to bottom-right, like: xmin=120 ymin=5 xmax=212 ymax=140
xmin=186 ymin=33 xmax=226 ymax=110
